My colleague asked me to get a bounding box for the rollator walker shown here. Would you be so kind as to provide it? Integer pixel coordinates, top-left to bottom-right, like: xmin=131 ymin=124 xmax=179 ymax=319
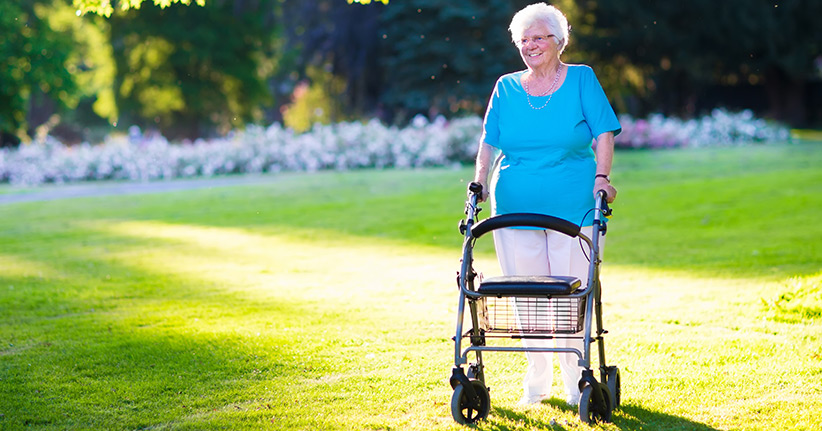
xmin=449 ymin=182 xmax=621 ymax=424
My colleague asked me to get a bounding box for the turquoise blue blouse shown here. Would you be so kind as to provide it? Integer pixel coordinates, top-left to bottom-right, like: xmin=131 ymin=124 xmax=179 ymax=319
xmin=481 ymin=64 xmax=621 ymax=226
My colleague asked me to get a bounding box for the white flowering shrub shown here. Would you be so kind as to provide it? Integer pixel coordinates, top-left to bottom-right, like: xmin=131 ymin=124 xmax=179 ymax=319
xmin=615 ymin=109 xmax=790 ymax=149
xmin=0 ymin=110 xmax=789 ymax=186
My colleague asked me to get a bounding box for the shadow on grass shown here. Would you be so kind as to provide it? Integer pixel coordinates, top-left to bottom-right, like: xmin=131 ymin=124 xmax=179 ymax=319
xmin=0 ymin=275 xmax=320 ymax=429
xmin=487 ymin=401 xmax=720 ymax=431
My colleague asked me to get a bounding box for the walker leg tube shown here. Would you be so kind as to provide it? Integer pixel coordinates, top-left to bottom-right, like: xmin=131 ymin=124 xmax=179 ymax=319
xmin=595 ymin=277 xmax=608 ymax=381
xmin=454 ymin=292 xmax=467 ymax=366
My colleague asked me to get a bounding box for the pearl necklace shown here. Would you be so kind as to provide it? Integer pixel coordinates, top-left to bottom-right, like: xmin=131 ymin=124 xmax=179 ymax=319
xmin=523 ymin=64 xmax=562 ymax=110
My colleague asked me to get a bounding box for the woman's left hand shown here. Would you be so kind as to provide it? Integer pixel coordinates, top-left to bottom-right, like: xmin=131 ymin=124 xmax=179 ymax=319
xmin=594 ymin=177 xmax=617 ymax=203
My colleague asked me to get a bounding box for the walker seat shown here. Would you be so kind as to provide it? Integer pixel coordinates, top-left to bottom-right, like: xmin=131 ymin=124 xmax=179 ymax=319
xmin=477 ymin=275 xmax=581 ymax=297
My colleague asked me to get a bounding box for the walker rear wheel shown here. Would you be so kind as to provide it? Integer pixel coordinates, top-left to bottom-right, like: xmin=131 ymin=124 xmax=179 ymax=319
xmin=450 ymin=379 xmax=490 ymax=424
xmin=578 ymin=384 xmax=612 ymax=424
xmin=606 ymin=366 xmax=621 ymax=408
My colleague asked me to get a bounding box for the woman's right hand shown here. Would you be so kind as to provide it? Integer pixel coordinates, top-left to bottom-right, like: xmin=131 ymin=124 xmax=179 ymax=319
xmin=594 ymin=177 xmax=617 ymax=203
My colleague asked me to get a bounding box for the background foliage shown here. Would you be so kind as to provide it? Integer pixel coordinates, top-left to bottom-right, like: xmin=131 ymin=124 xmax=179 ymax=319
xmin=1 ymin=0 xmax=78 ymax=143
xmin=1 ymin=0 xmax=820 ymax=146
xmin=108 ymin=0 xmax=282 ymax=139
xmin=583 ymin=0 xmax=822 ymax=125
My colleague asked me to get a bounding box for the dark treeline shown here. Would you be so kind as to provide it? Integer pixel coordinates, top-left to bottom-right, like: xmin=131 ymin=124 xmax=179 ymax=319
xmin=2 ymin=0 xmax=820 ymax=146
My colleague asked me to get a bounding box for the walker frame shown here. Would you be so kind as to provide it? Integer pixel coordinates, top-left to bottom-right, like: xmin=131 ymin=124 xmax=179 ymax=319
xmin=449 ymin=182 xmax=621 ymax=424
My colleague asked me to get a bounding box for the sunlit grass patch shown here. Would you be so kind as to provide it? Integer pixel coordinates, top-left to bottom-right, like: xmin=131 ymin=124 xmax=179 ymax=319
xmin=91 ymin=219 xmax=451 ymax=299
xmin=0 ymin=254 xmax=57 ymax=279
xmin=763 ymin=273 xmax=822 ymax=322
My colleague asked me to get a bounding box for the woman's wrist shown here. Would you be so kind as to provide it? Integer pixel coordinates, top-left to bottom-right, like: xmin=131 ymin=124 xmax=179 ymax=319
xmin=595 ymin=173 xmax=610 ymax=183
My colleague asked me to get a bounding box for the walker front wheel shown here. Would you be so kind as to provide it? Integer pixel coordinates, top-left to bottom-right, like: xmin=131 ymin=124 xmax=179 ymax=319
xmin=450 ymin=379 xmax=490 ymax=424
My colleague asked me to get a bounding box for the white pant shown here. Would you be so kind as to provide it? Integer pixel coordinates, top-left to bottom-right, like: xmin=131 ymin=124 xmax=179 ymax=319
xmin=492 ymin=226 xmax=602 ymax=400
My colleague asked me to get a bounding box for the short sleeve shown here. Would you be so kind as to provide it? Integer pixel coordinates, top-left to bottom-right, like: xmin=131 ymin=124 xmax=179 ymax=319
xmin=480 ymin=78 xmax=502 ymax=147
xmin=580 ymin=66 xmax=621 ymax=138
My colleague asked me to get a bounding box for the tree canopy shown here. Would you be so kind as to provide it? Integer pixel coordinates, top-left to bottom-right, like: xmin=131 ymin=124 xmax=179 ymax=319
xmin=73 ymin=0 xmax=387 ymax=17
xmin=73 ymin=0 xmax=205 ymax=17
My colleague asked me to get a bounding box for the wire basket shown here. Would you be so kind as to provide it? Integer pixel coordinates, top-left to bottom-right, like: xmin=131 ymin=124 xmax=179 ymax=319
xmin=479 ymin=296 xmax=585 ymax=334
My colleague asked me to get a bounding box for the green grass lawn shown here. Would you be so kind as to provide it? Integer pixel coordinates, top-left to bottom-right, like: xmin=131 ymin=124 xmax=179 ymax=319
xmin=1 ymin=142 xmax=821 ymax=430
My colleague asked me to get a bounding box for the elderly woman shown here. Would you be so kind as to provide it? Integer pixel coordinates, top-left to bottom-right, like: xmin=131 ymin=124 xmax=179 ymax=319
xmin=472 ymin=3 xmax=621 ymax=406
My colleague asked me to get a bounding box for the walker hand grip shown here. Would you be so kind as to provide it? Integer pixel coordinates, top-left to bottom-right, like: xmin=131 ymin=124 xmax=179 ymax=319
xmin=468 ymin=182 xmax=483 ymax=195
xmin=470 ymin=213 xmax=581 ymax=239
xmin=596 ymin=190 xmax=612 ymax=217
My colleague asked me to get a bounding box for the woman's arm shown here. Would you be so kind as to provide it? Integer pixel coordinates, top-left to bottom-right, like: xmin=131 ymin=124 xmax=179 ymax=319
xmin=472 ymin=142 xmax=495 ymax=202
xmin=594 ymin=131 xmax=617 ymax=203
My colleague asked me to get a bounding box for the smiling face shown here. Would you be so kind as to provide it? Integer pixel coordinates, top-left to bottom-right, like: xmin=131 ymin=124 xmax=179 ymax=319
xmin=517 ymin=24 xmax=560 ymax=70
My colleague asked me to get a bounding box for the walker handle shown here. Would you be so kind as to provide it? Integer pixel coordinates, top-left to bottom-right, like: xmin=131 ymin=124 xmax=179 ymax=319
xmin=471 ymin=213 xmax=581 ymax=239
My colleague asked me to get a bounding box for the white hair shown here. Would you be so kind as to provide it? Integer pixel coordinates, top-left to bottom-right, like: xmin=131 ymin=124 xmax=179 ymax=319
xmin=509 ymin=3 xmax=570 ymax=54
